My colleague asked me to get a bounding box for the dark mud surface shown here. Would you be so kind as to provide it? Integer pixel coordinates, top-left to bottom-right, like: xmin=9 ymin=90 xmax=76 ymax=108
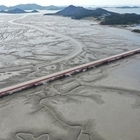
xmin=0 ymin=55 xmax=140 ymax=140
xmin=0 ymin=13 xmax=140 ymax=140
xmin=0 ymin=14 xmax=140 ymax=88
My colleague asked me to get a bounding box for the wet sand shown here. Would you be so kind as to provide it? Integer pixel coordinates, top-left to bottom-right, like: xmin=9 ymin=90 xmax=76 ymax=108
xmin=0 ymin=13 xmax=140 ymax=140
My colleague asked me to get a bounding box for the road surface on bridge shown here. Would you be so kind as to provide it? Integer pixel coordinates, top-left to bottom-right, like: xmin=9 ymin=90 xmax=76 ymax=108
xmin=0 ymin=48 xmax=140 ymax=97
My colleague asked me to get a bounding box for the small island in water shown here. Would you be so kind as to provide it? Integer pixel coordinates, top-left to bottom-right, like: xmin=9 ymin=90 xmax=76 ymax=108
xmin=0 ymin=8 xmax=39 ymax=14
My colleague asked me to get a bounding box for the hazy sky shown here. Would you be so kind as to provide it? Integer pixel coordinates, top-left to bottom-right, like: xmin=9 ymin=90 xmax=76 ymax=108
xmin=1 ymin=0 xmax=140 ymax=6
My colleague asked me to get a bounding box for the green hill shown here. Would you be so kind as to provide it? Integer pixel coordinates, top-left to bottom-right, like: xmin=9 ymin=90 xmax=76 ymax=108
xmin=49 ymin=5 xmax=115 ymax=19
xmin=100 ymin=13 xmax=140 ymax=25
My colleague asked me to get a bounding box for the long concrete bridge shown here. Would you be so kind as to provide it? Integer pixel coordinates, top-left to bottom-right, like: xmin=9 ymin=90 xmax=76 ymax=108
xmin=0 ymin=48 xmax=140 ymax=97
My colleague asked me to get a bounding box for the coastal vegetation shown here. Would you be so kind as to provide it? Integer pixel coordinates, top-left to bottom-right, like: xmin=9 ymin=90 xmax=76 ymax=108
xmin=132 ymin=29 xmax=140 ymax=33
xmin=48 ymin=5 xmax=140 ymax=25
xmin=100 ymin=13 xmax=140 ymax=25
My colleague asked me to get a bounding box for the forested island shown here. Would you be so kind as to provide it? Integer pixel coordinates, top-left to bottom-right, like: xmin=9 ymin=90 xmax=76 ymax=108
xmin=0 ymin=8 xmax=39 ymax=14
xmin=100 ymin=13 xmax=140 ymax=25
xmin=45 ymin=5 xmax=140 ymax=25
xmin=45 ymin=5 xmax=115 ymax=19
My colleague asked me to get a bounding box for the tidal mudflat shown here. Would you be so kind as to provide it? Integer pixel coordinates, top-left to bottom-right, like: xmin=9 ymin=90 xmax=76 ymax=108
xmin=0 ymin=55 xmax=140 ymax=140
xmin=0 ymin=14 xmax=140 ymax=88
xmin=0 ymin=13 xmax=140 ymax=140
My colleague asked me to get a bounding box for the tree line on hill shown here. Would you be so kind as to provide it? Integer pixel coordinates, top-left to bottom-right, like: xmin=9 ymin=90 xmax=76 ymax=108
xmin=45 ymin=5 xmax=140 ymax=26
xmin=100 ymin=13 xmax=140 ymax=25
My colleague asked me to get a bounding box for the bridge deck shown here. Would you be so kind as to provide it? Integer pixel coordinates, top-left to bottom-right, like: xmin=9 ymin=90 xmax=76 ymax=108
xmin=0 ymin=48 xmax=140 ymax=97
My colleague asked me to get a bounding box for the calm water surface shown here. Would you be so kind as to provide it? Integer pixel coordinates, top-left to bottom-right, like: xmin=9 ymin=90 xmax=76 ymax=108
xmin=104 ymin=7 xmax=140 ymax=14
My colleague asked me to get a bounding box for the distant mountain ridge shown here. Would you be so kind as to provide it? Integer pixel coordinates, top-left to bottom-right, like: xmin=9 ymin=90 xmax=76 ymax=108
xmin=0 ymin=3 xmax=65 ymax=10
xmin=0 ymin=5 xmax=8 ymax=10
xmin=0 ymin=8 xmax=39 ymax=14
xmin=116 ymin=6 xmax=140 ymax=8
